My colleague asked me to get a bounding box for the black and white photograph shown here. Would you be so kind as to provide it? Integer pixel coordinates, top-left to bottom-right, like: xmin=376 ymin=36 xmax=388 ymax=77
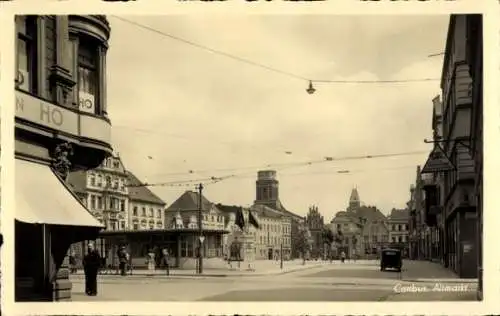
xmin=12 ymin=13 xmax=484 ymax=304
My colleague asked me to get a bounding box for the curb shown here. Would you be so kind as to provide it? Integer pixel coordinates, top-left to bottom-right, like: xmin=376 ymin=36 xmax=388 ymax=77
xmin=72 ymin=264 xmax=325 ymax=279
xmin=403 ymin=279 xmax=478 ymax=284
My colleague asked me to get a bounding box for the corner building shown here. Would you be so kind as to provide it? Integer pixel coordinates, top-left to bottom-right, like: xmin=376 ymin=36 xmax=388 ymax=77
xmin=420 ymin=15 xmax=478 ymax=278
xmin=14 ymin=15 xmax=112 ymax=301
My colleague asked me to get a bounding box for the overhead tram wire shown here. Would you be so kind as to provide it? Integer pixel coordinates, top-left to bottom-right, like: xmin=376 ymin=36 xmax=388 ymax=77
xmin=111 ymin=16 xmax=441 ymax=86
xmin=129 ymin=149 xmax=428 ymax=188
xmin=128 ymin=164 xmax=419 ymax=189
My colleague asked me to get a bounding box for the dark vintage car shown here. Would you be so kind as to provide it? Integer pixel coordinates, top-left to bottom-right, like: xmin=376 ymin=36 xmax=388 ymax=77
xmin=380 ymin=248 xmax=402 ymax=272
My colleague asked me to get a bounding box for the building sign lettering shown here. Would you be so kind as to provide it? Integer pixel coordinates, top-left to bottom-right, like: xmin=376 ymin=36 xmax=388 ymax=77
xmin=40 ymin=103 xmax=64 ymax=126
xmin=15 ymin=91 xmax=78 ymax=135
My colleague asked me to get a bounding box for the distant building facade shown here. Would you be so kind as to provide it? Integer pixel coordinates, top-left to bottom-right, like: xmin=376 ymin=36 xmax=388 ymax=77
xmin=387 ymin=208 xmax=410 ymax=256
xmin=127 ymin=171 xmax=166 ymax=231
xmin=218 ymin=204 xmax=290 ymax=260
xmin=165 ymin=191 xmax=225 ymax=259
xmin=330 ymin=188 xmax=389 ymax=258
xmin=68 ymin=154 xmax=129 ymax=231
xmin=305 ymin=205 xmax=325 ymax=258
xmin=67 ymin=157 xmax=167 ymax=261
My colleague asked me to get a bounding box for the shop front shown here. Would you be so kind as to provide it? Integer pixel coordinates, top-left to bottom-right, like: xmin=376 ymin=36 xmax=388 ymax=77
xmin=15 ymin=157 xmax=104 ymax=301
xmin=99 ymin=228 xmax=228 ymax=270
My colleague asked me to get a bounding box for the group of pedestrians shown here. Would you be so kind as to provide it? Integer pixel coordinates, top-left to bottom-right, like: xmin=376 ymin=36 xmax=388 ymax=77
xmin=145 ymin=247 xmax=171 ymax=275
xmin=80 ymin=243 xmax=172 ymax=297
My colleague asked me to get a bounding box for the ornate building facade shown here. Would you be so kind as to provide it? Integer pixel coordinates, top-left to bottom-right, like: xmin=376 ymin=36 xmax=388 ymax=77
xmin=330 ymin=188 xmax=389 ymax=258
xmin=14 ymin=15 xmax=112 ymax=301
xmin=305 ymin=205 xmax=324 ymax=258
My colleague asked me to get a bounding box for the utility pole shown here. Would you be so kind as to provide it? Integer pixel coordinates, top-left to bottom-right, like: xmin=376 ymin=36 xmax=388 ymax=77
xmin=197 ymin=183 xmax=204 ymax=274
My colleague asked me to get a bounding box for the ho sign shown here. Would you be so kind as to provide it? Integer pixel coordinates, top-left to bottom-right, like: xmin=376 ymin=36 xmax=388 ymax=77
xmin=79 ymin=92 xmax=95 ymax=114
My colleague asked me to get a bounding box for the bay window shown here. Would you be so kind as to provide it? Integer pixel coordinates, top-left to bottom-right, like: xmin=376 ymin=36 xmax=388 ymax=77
xmin=77 ymin=37 xmax=99 ymax=114
xmin=16 ymin=16 xmax=37 ymax=93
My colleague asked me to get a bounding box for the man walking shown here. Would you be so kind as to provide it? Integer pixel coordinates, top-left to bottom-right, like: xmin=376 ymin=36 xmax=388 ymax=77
xmin=117 ymin=246 xmax=128 ymax=276
xmin=83 ymin=242 xmax=101 ymax=296
xmin=162 ymin=248 xmax=170 ymax=276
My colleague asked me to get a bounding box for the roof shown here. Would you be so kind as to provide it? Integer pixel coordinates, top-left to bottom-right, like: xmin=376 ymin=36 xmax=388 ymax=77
xmin=166 ymin=190 xmax=215 ymax=212
xmin=275 ymin=199 xmax=303 ymax=220
xmin=332 ymin=206 xmax=388 ymax=225
xmin=126 ymin=171 xmax=166 ymax=205
xmin=388 ymin=208 xmax=410 ymax=221
xmin=251 ymin=204 xmax=284 ymax=219
xmin=67 ymin=170 xmax=89 ymax=195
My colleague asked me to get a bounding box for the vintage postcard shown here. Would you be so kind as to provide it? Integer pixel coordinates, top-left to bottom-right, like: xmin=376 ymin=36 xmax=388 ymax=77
xmin=0 ymin=0 xmax=498 ymax=315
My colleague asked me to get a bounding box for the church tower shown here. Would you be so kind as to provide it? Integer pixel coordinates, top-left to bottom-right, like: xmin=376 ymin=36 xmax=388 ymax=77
xmin=254 ymin=170 xmax=279 ymax=209
xmin=348 ymin=187 xmax=361 ymax=211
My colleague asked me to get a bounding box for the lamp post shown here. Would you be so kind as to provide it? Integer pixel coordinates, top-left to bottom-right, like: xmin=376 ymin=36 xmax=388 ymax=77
xmin=280 ymin=240 xmax=283 ymax=269
xmin=197 ymin=183 xmax=204 ymax=274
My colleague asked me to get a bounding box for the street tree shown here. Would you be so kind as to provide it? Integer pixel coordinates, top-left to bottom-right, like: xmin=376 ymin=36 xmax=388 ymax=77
xmin=296 ymin=226 xmax=312 ymax=265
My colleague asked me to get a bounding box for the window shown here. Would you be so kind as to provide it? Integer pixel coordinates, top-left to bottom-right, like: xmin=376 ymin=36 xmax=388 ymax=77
xmin=113 ymin=161 xmax=120 ymax=169
xmin=16 ymin=16 xmax=37 ymax=93
xmin=120 ymin=200 xmax=125 ymax=212
xmin=142 ymin=207 xmax=146 ymax=217
xmin=90 ymin=195 xmax=96 ymax=210
xmin=133 ymin=206 xmax=138 ymax=216
xmin=120 ymin=221 xmax=126 ymax=230
xmin=105 ymin=176 xmax=111 ymax=188
xmin=392 ymin=237 xmax=396 ymax=243
xmin=78 ymin=37 xmax=99 ymax=114
xmin=97 ymin=196 xmax=103 ymax=209
xmin=149 ymin=208 xmax=154 ymax=217
xmin=157 ymin=209 xmax=161 ymax=218
xmin=90 ymin=174 xmax=96 ymax=186
xmin=97 ymin=175 xmax=102 ymax=187
xmin=398 ymin=236 xmax=402 ymax=243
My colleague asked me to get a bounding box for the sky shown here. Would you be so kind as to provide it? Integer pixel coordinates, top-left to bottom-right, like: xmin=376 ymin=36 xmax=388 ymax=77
xmin=105 ymin=14 xmax=449 ymax=221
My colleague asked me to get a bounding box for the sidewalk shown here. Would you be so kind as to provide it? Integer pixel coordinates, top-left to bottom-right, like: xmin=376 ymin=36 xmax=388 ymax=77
xmin=400 ymin=260 xmax=478 ymax=284
xmin=74 ymin=259 xmax=332 ymax=278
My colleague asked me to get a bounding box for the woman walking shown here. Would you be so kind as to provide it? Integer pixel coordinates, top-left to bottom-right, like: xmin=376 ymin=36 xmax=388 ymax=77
xmin=147 ymin=249 xmax=156 ymax=275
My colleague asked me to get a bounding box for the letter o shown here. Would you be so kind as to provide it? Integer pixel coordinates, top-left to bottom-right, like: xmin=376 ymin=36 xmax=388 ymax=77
xmin=83 ymin=99 xmax=92 ymax=109
xmin=51 ymin=108 xmax=63 ymax=126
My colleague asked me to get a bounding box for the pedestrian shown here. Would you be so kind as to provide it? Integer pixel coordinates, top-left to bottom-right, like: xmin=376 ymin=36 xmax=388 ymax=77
xmin=147 ymin=249 xmax=156 ymax=275
xmin=162 ymin=248 xmax=170 ymax=276
xmin=117 ymin=246 xmax=128 ymax=276
xmin=69 ymin=250 xmax=77 ymax=274
xmin=83 ymin=242 xmax=101 ymax=296
xmin=340 ymin=250 xmax=346 ymax=263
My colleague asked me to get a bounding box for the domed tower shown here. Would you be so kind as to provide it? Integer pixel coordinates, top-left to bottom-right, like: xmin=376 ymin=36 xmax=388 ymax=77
xmin=348 ymin=187 xmax=361 ymax=211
